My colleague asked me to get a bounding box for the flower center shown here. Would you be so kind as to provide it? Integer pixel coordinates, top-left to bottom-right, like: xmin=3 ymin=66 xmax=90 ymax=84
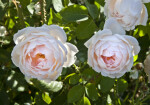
xmin=101 ymin=55 xmax=116 ymax=65
xmin=36 ymin=53 xmax=45 ymax=59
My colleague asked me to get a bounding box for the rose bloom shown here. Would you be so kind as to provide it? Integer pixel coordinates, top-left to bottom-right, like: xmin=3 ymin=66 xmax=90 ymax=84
xmin=104 ymin=0 xmax=149 ymax=31
xmin=84 ymin=29 xmax=140 ymax=78
xmin=11 ymin=24 xmax=78 ymax=82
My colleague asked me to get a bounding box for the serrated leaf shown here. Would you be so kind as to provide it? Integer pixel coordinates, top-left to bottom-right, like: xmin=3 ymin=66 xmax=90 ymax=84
xmin=69 ymin=74 xmax=80 ymax=85
xmin=52 ymin=0 xmax=64 ymax=12
xmin=117 ymin=79 xmax=128 ymax=93
xmin=76 ymin=19 xmax=97 ymax=39
xmin=85 ymin=83 xmax=99 ymax=101
xmin=77 ymin=96 xmax=91 ymax=105
xmin=68 ymin=85 xmax=85 ymax=103
xmin=59 ymin=5 xmax=88 ymax=22
xmin=31 ymin=79 xmax=63 ymax=92
xmin=100 ymin=76 xmax=115 ymax=93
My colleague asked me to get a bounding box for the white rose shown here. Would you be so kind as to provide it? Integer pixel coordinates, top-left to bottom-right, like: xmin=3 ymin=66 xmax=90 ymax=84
xmin=104 ymin=0 xmax=148 ymax=31
xmin=11 ymin=24 xmax=78 ymax=82
xmin=84 ymin=29 xmax=140 ymax=78
xmin=144 ymin=54 xmax=150 ymax=83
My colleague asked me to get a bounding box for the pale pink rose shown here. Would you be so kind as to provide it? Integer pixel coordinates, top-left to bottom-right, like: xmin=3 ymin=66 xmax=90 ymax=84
xmin=11 ymin=24 xmax=78 ymax=82
xmin=104 ymin=0 xmax=148 ymax=31
xmin=84 ymin=29 xmax=140 ymax=78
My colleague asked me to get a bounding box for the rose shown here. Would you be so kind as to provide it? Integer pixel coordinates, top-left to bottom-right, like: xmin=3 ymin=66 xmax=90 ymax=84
xmin=84 ymin=29 xmax=140 ymax=78
xmin=11 ymin=24 xmax=78 ymax=82
xmin=104 ymin=0 xmax=148 ymax=31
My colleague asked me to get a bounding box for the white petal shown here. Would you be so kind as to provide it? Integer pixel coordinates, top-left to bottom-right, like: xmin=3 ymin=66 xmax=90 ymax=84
xmin=141 ymin=0 xmax=150 ymax=3
xmin=84 ymin=29 xmax=112 ymax=48
xmin=123 ymin=35 xmax=140 ymax=55
xmin=140 ymin=4 xmax=148 ymax=25
xmin=11 ymin=44 xmax=24 ymax=67
xmin=13 ymin=27 xmax=36 ymax=44
xmin=63 ymin=43 xmax=78 ymax=67
xmin=42 ymin=24 xmax=67 ymax=43
xmin=104 ymin=18 xmax=126 ymax=35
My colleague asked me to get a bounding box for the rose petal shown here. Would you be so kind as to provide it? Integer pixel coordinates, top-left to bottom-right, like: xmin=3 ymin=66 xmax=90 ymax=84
xmin=123 ymin=35 xmax=140 ymax=55
xmin=140 ymin=4 xmax=148 ymax=25
xmin=104 ymin=18 xmax=126 ymax=35
xmin=42 ymin=24 xmax=67 ymax=43
xmin=63 ymin=43 xmax=78 ymax=67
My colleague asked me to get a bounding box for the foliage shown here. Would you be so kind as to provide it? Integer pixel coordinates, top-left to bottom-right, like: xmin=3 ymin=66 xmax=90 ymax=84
xmin=0 ymin=0 xmax=150 ymax=105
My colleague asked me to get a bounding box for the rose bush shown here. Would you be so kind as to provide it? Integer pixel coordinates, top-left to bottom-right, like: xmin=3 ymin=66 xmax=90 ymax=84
xmin=11 ymin=24 xmax=78 ymax=82
xmin=104 ymin=0 xmax=149 ymax=30
xmin=85 ymin=28 xmax=140 ymax=78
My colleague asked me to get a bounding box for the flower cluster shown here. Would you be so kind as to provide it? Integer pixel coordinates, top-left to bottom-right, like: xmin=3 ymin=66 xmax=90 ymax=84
xmin=11 ymin=0 xmax=149 ymax=82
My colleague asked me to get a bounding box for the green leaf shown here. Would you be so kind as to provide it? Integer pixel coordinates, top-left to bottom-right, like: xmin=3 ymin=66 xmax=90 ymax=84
xmin=0 ymin=91 xmax=9 ymax=105
xmin=52 ymin=0 xmax=64 ymax=12
xmin=0 ymin=0 xmax=7 ymax=20
xmin=76 ymin=19 xmax=97 ymax=39
xmin=82 ymin=68 xmax=97 ymax=80
xmin=68 ymin=85 xmax=85 ymax=103
xmin=0 ymin=48 xmax=11 ymax=63
xmin=48 ymin=8 xmax=62 ymax=25
xmin=100 ymin=76 xmax=115 ymax=93
xmin=63 ymin=0 xmax=70 ymax=7
xmin=95 ymin=0 xmax=105 ymax=7
xmin=59 ymin=5 xmax=88 ymax=22
xmin=117 ymin=79 xmax=128 ymax=93
xmin=85 ymin=1 xmax=99 ymax=19
xmin=134 ymin=55 xmax=138 ymax=62
xmin=69 ymin=74 xmax=80 ymax=85
xmin=6 ymin=70 xmax=28 ymax=92
xmin=18 ymin=0 xmax=30 ymax=9
xmin=85 ymin=83 xmax=99 ymax=101
xmin=35 ymin=92 xmax=48 ymax=105
xmin=31 ymin=79 xmax=63 ymax=92
xmin=42 ymin=92 xmax=52 ymax=104
xmin=77 ymin=96 xmax=91 ymax=105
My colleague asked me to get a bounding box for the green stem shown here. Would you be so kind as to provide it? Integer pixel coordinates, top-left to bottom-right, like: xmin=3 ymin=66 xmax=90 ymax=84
xmin=132 ymin=79 xmax=139 ymax=104
xmin=40 ymin=0 xmax=47 ymax=24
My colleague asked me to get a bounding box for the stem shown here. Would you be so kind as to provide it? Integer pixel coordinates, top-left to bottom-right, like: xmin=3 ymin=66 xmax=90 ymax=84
xmin=132 ymin=79 xmax=139 ymax=104
xmin=40 ymin=0 xmax=47 ymax=24
xmin=12 ymin=0 xmax=25 ymax=28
